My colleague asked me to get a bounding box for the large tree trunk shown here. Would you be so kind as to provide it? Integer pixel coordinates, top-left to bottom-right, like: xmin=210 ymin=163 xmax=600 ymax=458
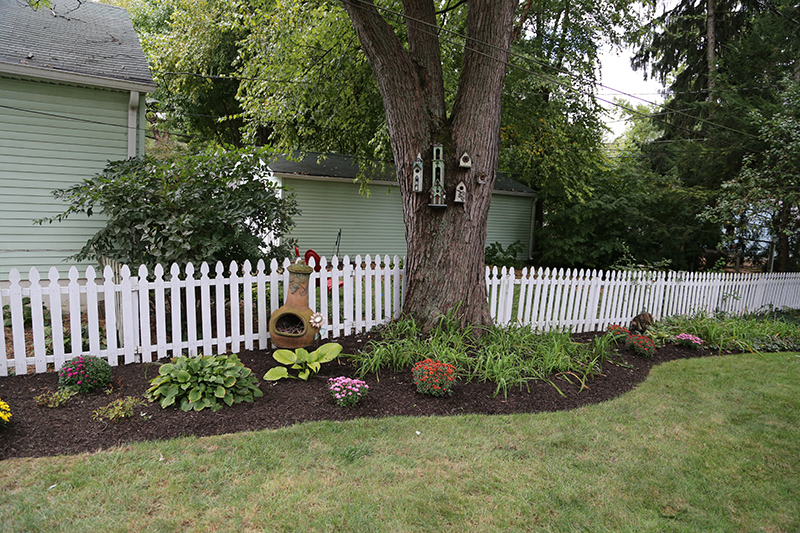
xmin=342 ymin=0 xmax=516 ymax=330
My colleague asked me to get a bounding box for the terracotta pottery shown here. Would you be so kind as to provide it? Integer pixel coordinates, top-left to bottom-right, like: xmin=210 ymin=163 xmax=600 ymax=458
xmin=268 ymin=263 xmax=318 ymax=349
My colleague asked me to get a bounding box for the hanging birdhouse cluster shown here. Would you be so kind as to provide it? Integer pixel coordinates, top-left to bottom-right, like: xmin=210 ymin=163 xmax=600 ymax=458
xmin=413 ymin=145 xmax=472 ymax=208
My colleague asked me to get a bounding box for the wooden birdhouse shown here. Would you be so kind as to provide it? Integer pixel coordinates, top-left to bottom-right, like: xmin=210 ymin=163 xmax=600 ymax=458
xmin=459 ymin=151 xmax=472 ymax=168
xmin=454 ymin=181 xmax=467 ymax=203
xmin=429 ymin=144 xmax=446 ymax=207
xmin=412 ymin=153 xmax=424 ymax=192
xmin=477 ymin=173 xmax=488 ymax=185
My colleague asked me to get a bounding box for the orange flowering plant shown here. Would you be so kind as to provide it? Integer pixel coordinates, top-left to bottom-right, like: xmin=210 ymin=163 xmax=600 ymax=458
xmin=411 ymin=359 xmax=457 ymax=397
xmin=626 ymin=334 xmax=656 ymax=357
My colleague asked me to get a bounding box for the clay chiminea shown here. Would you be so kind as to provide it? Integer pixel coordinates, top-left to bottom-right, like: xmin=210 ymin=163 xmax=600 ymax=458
xmin=268 ymin=263 xmax=318 ymax=349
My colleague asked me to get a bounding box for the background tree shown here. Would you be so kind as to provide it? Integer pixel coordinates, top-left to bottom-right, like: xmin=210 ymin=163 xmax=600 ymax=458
xmin=701 ymin=80 xmax=800 ymax=272
xmin=630 ymin=0 xmax=800 ymax=270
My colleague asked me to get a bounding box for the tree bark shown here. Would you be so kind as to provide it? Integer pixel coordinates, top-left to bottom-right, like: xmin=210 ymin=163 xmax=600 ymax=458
xmin=342 ymin=0 xmax=516 ymax=330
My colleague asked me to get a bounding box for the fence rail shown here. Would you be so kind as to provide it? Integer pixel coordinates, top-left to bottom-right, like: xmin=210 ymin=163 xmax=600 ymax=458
xmin=3 ymin=256 xmax=800 ymax=376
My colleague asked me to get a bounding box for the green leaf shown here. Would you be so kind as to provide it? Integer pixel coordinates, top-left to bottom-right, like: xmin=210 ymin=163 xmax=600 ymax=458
xmin=315 ymin=343 xmax=343 ymax=363
xmin=176 ymin=370 xmax=191 ymax=383
xmin=215 ymin=385 xmax=226 ymax=398
xmin=297 ymin=368 xmax=311 ymax=381
xmin=188 ymin=387 xmax=202 ymax=402
xmin=272 ymin=349 xmax=298 ymax=365
xmin=264 ymin=366 xmax=289 ymax=381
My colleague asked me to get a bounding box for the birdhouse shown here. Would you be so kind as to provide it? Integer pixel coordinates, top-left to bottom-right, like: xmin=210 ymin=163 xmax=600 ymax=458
xmin=459 ymin=151 xmax=472 ymax=168
xmin=412 ymin=153 xmax=424 ymax=192
xmin=454 ymin=181 xmax=467 ymax=203
xmin=429 ymin=144 xmax=446 ymax=207
xmin=477 ymin=173 xmax=487 ymax=185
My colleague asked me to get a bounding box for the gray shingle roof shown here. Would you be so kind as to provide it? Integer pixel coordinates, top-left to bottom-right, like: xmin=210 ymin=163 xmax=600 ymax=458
xmin=0 ymin=0 xmax=155 ymax=88
xmin=268 ymin=152 xmax=537 ymax=195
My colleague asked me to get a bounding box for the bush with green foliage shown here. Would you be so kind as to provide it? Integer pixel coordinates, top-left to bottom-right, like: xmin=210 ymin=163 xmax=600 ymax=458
xmin=58 ymin=356 xmax=112 ymax=393
xmin=146 ymin=353 xmax=262 ymax=412
xmin=37 ymin=148 xmax=298 ymax=268
xmin=264 ymin=343 xmax=343 ymax=381
xmin=485 ymin=240 xmax=524 ymax=269
xmin=92 ymin=396 xmax=147 ymax=422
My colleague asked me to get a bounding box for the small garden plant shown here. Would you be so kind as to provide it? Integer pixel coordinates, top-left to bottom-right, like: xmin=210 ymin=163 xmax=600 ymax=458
xmin=327 ymin=376 xmax=369 ymax=406
xmin=92 ymin=396 xmax=147 ymax=422
xmin=0 ymin=398 xmax=11 ymax=428
xmin=626 ymin=334 xmax=656 ymax=357
xmin=412 ymin=359 xmax=457 ymax=397
xmin=675 ymin=333 xmax=703 ymax=349
xmin=35 ymin=389 xmax=78 ymax=408
xmin=146 ymin=353 xmax=262 ymax=412
xmin=58 ymin=355 xmax=112 ymax=393
xmin=264 ymin=342 xmax=342 ymax=381
xmin=606 ymin=324 xmax=631 ymax=344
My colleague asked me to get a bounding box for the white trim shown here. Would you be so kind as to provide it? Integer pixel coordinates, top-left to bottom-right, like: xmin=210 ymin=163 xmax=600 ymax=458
xmin=0 ymin=62 xmax=157 ymax=94
xmin=127 ymin=91 xmax=140 ymax=158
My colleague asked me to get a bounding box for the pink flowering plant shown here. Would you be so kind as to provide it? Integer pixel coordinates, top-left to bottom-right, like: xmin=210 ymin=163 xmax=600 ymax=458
xmin=675 ymin=333 xmax=703 ymax=349
xmin=328 ymin=376 xmax=369 ymax=407
xmin=58 ymin=355 xmax=112 ymax=393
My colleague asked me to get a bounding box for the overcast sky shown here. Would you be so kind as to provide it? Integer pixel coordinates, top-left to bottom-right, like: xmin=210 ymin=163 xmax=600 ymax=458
xmin=598 ymin=46 xmax=666 ymax=141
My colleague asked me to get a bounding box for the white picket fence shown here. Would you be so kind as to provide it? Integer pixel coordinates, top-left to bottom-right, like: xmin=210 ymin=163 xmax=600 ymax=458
xmin=3 ymin=256 xmax=800 ymax=376
xmin=487 ymin=267 xmax=800 ymax=332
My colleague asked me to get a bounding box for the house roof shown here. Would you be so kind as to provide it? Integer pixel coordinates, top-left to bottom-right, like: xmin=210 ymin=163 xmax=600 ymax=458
xmin=0 ymin=0 xmax=156 ymax=92
xmin=268 ymin=152 xmax=537 ymax=196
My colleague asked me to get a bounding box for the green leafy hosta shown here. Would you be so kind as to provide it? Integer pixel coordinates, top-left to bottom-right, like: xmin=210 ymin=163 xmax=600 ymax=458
xmin=146 ymin=354 xmax=262 ymax=412
xmin=264 ymin=343 xmax=343 ymax=381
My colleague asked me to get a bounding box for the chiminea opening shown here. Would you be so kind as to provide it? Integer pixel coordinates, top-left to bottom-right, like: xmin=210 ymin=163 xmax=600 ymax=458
xmin=272 ymin=312 xmax=308 ymax=337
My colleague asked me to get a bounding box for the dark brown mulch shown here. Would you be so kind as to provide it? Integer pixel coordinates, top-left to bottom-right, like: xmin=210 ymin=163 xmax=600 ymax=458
xmin=0 ymin=331 xmax=718 ymax=460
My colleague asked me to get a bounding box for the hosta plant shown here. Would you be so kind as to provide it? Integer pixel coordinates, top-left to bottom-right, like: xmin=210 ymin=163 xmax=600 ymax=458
xmin=626 ymin=334 xmax=656 ymax=357
xmin=264 ymin=343 xmax=343 ymax=381
xmin=58 ymin=355 xmax=112 ymax=393
xmin=412 ymin=359 xmax=457 ymax=397
xmin=146 ymin=353 xmax=263 ymax=412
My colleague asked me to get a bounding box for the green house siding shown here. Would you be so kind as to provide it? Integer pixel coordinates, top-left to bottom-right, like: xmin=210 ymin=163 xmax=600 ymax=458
xmin=282 ymin=176 xmax=534 ymax=261
xmin=486 ymin=193 xmax=535 ymax=259
xmin=284 ymin=177 xmax=408 ymax=259
xmin=0 ymin=76 xmax=139 ymax=279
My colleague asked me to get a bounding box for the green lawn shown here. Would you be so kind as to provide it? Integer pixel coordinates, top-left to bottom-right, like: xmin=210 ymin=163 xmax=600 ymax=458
xmin=1 ymin=351 xmax=798 ymax=532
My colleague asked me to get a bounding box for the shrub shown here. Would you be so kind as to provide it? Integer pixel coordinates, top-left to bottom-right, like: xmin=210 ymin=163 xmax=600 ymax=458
xmin=146 ymin=353 xmax=263 ymax=412
xmin=626 ymin=335 xmax=656 ymax=357
xmin=412 ymin=359 xmax=457 ymax=397
xmin=35 ymin=389 xmax=78 ymax=408
xmin=675 ymin=333 xmax=704 ymax=349
xmin=485 ymin=240 xmax=524 ymax=269
xmin=58 ymin=355 xmax=112 ymax=393
xmin=37 ymin=149 xmax=298 ymax=268
xmin=93 ymin=396 xmax=147 ymax=422
xmin=264 ymin=343 xmax=343 ymax=381
xmin=0 ymin=398 xmax=11 ymax=428
xmin=328 ymin=376 xmax=369 ymax=407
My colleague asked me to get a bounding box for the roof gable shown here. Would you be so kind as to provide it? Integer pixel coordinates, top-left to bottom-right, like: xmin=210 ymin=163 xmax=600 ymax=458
xmin=0 ymin=0 xmax=155 ymax=90
xmin=268 ymin=152 xmax=537 ymax=195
